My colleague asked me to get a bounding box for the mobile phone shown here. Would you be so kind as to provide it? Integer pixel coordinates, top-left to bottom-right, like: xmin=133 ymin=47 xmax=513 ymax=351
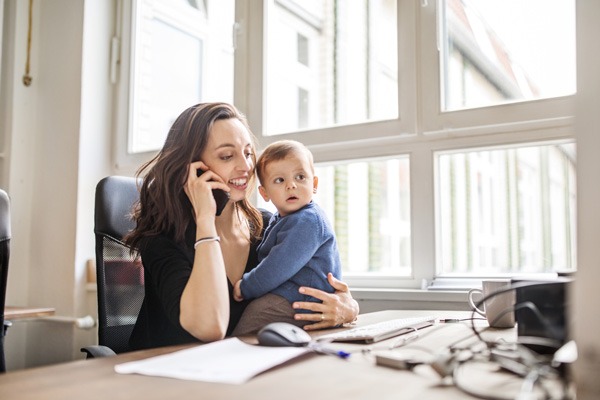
xmin=197 ymin=169 xmax=230 ymax=216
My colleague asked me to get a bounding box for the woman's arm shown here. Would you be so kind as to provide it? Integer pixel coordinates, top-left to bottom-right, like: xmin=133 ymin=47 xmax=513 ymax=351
xmin=291 ymin=273 xmax=359 ymax=330
xmin=179 ymin=163 xmax=231 ymax=341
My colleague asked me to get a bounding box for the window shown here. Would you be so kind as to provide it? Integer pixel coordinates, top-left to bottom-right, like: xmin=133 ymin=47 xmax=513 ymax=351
xmin=437 ymin=142 xmax=576 ymax=275
xmin=264 ymin=0 xmax=398 ymax=134
xmin=117 ymin=0 xmax=577 ymax=289
xmin=315 ymin=158 xmax=412 ymax=276
xmin=115 ymin=0 xmax=235 ymax=168
xmin=440 ymin=0 xmax=576 ymax=111
xmin=296 ymin=33 xmax=309 ymax=66
xmin=245 ymin=0 xmax=576 ymax=288
xmin=130 ymin=15 xmax=203 ymax=153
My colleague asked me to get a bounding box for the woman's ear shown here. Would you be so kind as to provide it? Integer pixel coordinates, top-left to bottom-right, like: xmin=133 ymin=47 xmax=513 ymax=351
xmin=313 ymin=176 xmax=319 ymax=194
xmin=258 ymin=186 xmax=270 ymax=202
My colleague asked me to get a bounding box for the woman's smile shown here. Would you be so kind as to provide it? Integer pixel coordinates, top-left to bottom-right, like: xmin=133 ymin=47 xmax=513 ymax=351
xmin=228 ymin=177 xmax=248 ymax=190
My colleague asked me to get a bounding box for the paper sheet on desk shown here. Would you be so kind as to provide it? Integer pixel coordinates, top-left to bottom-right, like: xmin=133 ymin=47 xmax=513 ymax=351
xmin=114 ymin=338 xmax=310 ymax=384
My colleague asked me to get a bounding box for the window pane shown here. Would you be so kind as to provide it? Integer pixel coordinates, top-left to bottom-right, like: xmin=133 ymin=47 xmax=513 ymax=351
xmin=265 ymin=0 xmax=398 ymax=135
xmin=440 ymin=0 xmax=576 ymax=111
xmin=129 ymin=0 xmax=234 ymax=153
xmin=437 ymin=143 xmax=576 ymax=275
xmin=259 ymin=157 xmax=411 ymax=276
xmin=131 ymin=20 xmax=202 ymax=153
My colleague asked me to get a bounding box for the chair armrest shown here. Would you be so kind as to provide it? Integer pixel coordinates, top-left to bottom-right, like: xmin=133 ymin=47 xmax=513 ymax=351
xmin=80 ymin=345 xmax=117 ymax=359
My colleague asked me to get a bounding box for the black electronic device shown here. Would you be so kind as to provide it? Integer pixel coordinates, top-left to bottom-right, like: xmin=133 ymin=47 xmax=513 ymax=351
xmin=513 ymin=277 xmax=572 ymax=354
xmin=196 ymin=169 xmax=230 ymax=216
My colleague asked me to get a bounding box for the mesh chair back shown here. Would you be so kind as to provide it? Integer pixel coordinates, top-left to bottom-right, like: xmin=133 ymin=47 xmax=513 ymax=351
xmin=94 ymin=176 xmax=143 ymax=354
xmin=0 ymin=189 xmax=11 ymax=372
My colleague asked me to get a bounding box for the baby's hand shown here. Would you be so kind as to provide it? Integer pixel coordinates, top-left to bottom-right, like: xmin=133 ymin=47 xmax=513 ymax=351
xmin=233 ymin=280 xmax=244 ymax=302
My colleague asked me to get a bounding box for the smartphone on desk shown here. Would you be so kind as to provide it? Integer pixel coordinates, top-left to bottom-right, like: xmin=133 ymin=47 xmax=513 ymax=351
xmin=197 ymin=169 xmax=230 ymax=216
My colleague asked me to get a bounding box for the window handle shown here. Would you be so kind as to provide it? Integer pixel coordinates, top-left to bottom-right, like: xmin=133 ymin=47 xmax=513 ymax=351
xmin=232 ymin=22 xmax=241 ymax=50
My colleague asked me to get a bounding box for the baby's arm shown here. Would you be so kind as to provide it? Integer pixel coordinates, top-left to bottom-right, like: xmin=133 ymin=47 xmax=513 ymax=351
xmin=233 ymin=280 xmax=244 ymax=302
xmin=241 ymin=216 xmax=321 ymax=299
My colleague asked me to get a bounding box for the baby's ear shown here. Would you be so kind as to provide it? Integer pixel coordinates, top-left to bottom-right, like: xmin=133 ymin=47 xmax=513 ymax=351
xmin=313 ymin=176 xmax=319 ymax=193
xmin=258 ymin=185 xmax=270 ymax=202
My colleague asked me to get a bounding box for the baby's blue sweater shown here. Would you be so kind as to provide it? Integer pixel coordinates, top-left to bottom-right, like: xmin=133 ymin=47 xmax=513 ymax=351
xmin=240 ymin=202 xmax=342 ymax=305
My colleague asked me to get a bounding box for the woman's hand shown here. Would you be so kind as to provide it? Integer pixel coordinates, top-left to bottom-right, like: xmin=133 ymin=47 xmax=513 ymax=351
xmin=292 ymin=273 xmax=359 ymax=330
xmin=184 ymin=162 xmax=230 ymax=220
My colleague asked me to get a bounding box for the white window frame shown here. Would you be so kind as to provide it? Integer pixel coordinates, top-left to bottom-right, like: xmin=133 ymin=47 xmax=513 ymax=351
xmin=114 ymin=0 xmax=151 ymax=174
xmin=234 ymin=0 xmax=575 ymax=290
xmin=113 ymin=0 xmax=575 ymax=289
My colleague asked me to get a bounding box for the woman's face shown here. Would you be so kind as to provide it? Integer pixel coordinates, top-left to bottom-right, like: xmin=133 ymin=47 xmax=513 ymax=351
xmin=200 ymin=118 xmax=255 ymax=203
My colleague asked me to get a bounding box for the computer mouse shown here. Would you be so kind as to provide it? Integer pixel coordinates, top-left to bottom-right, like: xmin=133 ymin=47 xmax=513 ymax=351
xmin=257 ymin=322 xmax=312 ymax=347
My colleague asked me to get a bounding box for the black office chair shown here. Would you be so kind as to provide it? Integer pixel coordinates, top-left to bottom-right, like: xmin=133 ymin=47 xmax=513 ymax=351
xmin=81 ymin=176 xmax=144 ymax=358
xmin=0 ymin=189 xmax=11 ymax=372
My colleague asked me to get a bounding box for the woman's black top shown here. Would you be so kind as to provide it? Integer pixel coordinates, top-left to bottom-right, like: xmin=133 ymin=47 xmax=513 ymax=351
xmin=129 ymin=210 xmax=271 ymax=351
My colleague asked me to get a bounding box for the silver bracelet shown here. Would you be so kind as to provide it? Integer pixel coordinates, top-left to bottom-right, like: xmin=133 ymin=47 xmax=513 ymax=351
xmin=194 ymin=236 xmax=221 ymax=249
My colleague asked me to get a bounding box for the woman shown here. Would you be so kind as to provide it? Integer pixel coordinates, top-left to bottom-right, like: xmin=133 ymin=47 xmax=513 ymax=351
xmin=125 ymin=102 xmax=359 ymax=350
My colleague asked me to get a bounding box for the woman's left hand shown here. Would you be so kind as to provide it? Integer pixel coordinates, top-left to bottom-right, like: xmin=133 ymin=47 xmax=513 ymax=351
xmin=292 ymin=273 xmax=359 ymax=330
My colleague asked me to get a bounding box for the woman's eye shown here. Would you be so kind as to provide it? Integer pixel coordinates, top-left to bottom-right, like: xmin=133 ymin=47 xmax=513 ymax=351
xmin=220 ymin=154 xmax=233 ymax=161
xmin=245 ymin=151 xmax=254 ymax=159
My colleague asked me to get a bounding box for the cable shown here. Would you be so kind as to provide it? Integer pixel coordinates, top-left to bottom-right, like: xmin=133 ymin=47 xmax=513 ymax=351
xmin=370 ymin=310 xmax=571 ymax=398
xmin=513 ymin=301 xmax=563 ymax=345
xmin=454 ymin=281 xmax=573 ymax=398
xmin=453 ymin=353 xmax=569 ymax=400
xmin=453 ymin=360 xmax=513 ymax=400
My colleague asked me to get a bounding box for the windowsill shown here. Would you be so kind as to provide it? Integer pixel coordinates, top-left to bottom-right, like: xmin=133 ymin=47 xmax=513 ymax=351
xmin=351 ymin=272 xmax=570 ymax=306
xmin=352 ymin=287 xmax=468 ymax=304
xmin=85 ymin=282 xmax=468 ymax=305
xmin=86 ymin=276 xmax=568 ymax=305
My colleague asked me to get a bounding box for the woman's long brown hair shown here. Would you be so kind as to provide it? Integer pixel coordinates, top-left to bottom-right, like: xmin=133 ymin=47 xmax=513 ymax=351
xmin=124 ymin=102 xmax=263 ymax=252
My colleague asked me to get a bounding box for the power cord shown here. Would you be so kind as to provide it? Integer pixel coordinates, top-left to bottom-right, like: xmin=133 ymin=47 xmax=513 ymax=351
xmin=369 ymin=292 xmax=574 ymax=399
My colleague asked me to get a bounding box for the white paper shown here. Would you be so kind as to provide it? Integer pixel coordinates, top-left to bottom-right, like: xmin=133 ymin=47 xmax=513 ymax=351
xmin=114 ymin=338 xmax=310 ymax=384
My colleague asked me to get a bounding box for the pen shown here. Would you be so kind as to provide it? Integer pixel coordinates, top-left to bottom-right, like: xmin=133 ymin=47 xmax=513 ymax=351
xmin=309 ymin=343 xmax=351 ymax=359
xmin=389 ymin=333 xmax=419 ymax=349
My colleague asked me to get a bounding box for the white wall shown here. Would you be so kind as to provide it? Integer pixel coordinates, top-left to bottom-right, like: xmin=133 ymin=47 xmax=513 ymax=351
xmin=1 ymin=0 xmax=113 ymax=369
xmin=572 ymin=1 xmax=600 ymax=398
xmin=1 ymin=0 xmax=43 ymax=368
xmin=74 ymin=0 xmax=116 ymax=357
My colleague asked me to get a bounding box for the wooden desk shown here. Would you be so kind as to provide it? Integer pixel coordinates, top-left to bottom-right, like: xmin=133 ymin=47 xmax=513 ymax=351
xmin=0 ymin=310 xmax=566 ymax=399
xmin=4 ymin=306 xmax=55 ymax=320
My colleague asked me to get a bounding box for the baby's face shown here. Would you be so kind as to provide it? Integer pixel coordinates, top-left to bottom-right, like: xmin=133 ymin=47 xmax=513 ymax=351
xmin=258 ymin=154 xmax=316 ymax=217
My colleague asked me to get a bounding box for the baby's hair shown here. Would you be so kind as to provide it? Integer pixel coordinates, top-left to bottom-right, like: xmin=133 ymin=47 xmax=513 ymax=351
xmin=256 ymin=140 xmax=314 ymax=184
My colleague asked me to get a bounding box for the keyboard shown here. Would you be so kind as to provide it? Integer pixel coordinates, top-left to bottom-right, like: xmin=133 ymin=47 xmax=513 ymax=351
xmin=315 ymin=315 xmax=437 ymax=344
